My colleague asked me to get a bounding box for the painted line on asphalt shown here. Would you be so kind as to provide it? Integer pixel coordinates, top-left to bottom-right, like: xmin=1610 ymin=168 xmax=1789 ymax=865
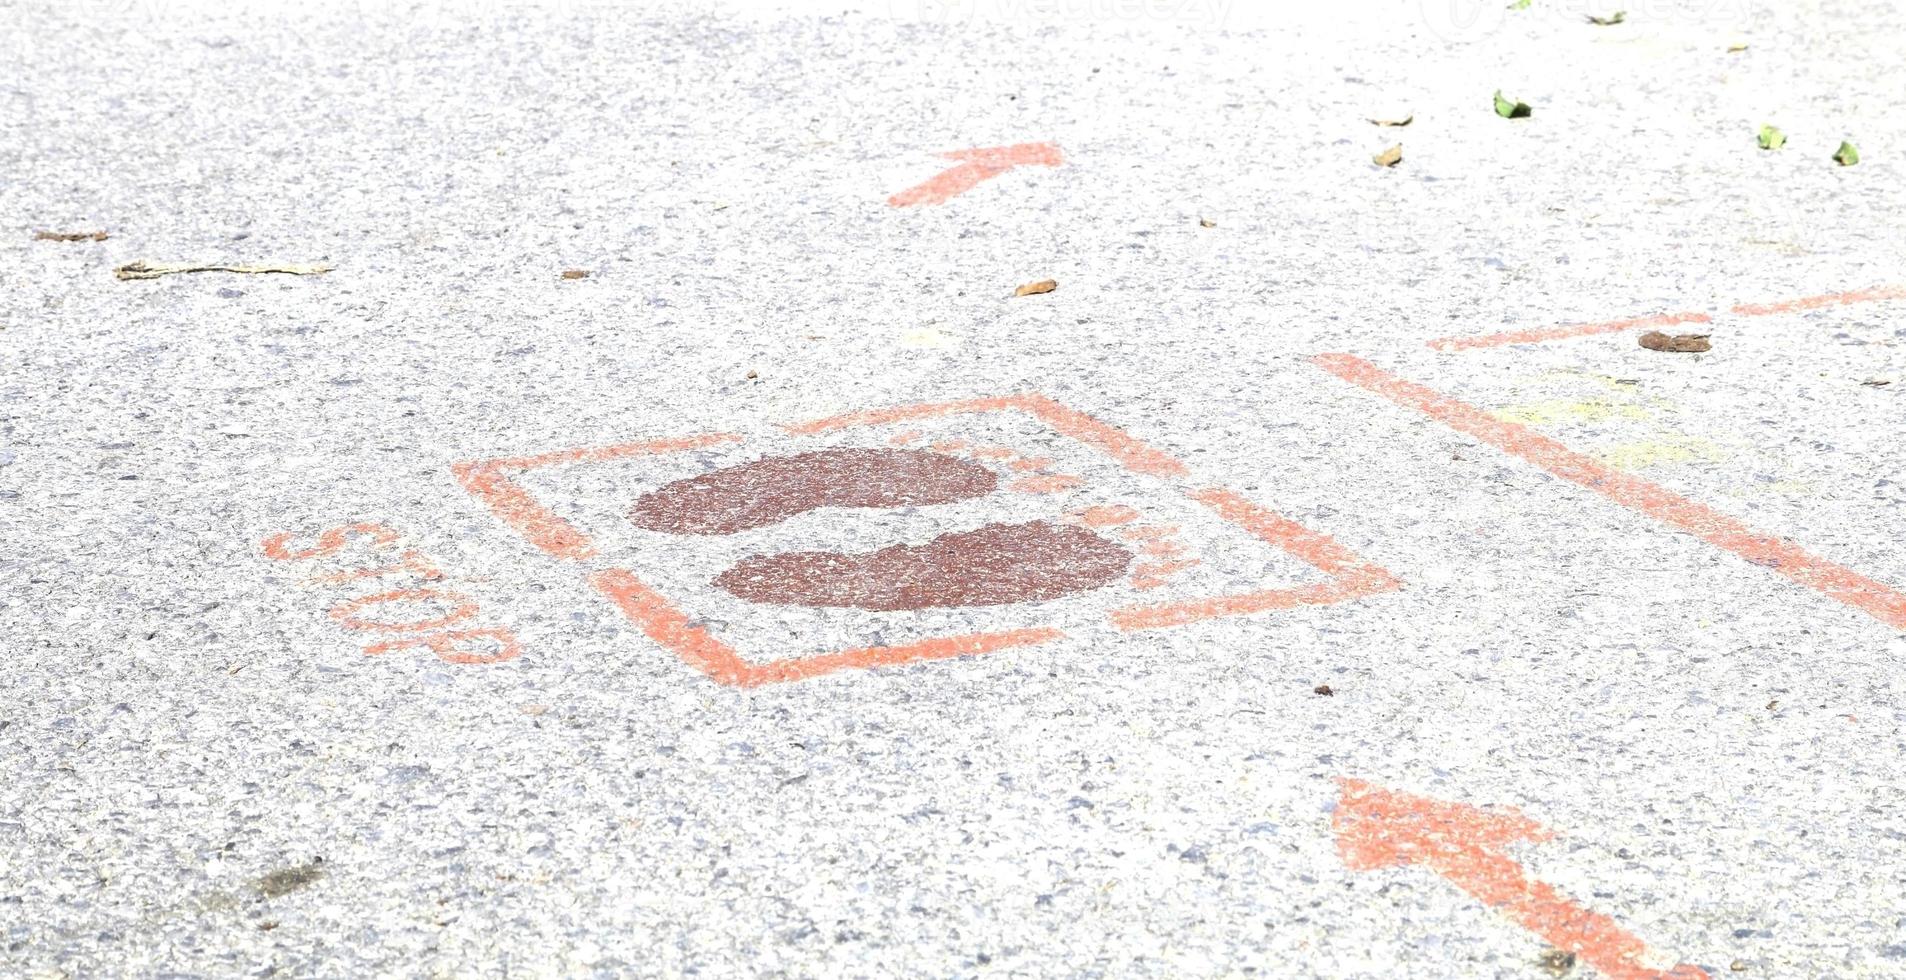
xmin=453 ymin=394 xmax=1399 ymax=684
xmin=1314 ymin=352 xmax=1906 ymax=630
xmin=887 ymin=142 xmax=1064 ymax=207
xmin=1424 ymin=285 xmax=1905 ymax=351
xmin=1334 ymin=779 xmax=1711 ymax=980
xmin=259 ymin=521 xmax=523 ymax=664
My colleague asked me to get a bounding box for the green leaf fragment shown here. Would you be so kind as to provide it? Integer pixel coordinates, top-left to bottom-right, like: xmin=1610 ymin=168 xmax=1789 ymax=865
xmin=1494 ymin=90 xmax=1532 ymax=119
xmin=1508 ymin=0 xmax=1530 ymax=8
xmin=1757 ymin=125 xmax=1785 ymax=150
xmin=1833 ymin=141 xmax=1860 ymax=166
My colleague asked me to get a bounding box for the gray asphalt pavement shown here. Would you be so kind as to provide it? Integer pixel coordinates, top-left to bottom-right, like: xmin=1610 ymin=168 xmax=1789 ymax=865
xmin=4 ymin=0 xmax=1904 ymax=976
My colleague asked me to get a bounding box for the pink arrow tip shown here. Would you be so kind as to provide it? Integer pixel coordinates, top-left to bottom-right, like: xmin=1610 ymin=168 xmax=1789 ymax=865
xmin=887 ymin=141 xmax=1064 ymax=207
xmin=1333 ymin=777 xmax=1552 ymax=871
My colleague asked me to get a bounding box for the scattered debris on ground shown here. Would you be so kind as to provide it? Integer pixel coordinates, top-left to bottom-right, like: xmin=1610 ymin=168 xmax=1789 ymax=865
xmin=1639 ymin=331 xmax=1712 ymax=353
xmin=35 ymin=230 xmax=109 ymax=242
xmin=1728 ymin=42 xmax=1750 ymax=52
xmin=253 ymin=860 xmax=326 ymax=900
xmin=1861 ymin=379 xmax=1891 ymax=387
xmin=1833 ymin=141 xmax=1860 ymax=166
xmin=1314 ymin=684 xmax=1334 ymax=696
xmin=1373 ymin=144 xmax=1403 ymax=167
xmin=1494 ymin=90 xmax=1532 ymax=119
xmin=1757 ymin=125 xmax=1786 ymax=150
xmin=1538 ymin=948 xmax=1579 ymax=976
xmin=1587 ymin=11 xmax=1627 ymax=26
xmin=1368 ymin=114 xmax=1412 ymax=127
xmin=115 ymin=261 xmax=331 ymax=281
xmin=561 ymin=269 xmax=590 ymax=279
xmin=1199 ymin=217 xmax=1216 ymax=228
xmin=1014 ymin=279 xmax=1058 ymax=297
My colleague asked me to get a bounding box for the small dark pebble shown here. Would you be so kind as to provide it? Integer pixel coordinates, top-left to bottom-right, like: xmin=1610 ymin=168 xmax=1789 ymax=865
xmin=254 ymin=860 xmax=326 ymax=899
xmin=1538 ymin=948 xmax=1577 ymax=975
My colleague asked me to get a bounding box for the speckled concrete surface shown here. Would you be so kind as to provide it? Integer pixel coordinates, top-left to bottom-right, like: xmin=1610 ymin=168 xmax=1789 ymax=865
xmin=3 ymin=0 xmax=1904 ymax=976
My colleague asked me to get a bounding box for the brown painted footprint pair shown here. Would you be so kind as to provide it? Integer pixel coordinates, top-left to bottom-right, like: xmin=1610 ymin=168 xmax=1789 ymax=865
xmin=631 ymin=448 xmax=1132 ymax=610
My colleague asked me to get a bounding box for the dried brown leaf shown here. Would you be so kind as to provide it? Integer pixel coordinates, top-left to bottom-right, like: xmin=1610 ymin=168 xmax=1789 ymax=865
xmin=561 ymin=269 xmax=590 ymax=279
xmin=35 ymin=230 xmax=109 ymax=242
xmin=1368 ymin=114 xmax=1413 ymax=127
xmin=1014 ymin=278 xmax=1058 ymax=297
xmin=1638 ymin=331 xmax=1711 ymax=353
xmin=1373 ymin=143 xmax=1403 ymax=167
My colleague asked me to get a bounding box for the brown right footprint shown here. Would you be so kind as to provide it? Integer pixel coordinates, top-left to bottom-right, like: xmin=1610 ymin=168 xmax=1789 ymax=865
xmin=631 ymin=447 xmax=997 ymax=535
xmin=715 ymin=520 xmax=1133 ymax=611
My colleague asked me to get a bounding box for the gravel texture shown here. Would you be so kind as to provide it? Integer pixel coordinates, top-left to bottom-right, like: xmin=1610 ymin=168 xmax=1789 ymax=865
xmin=3 ymin=0 xmax=1904 ymax=976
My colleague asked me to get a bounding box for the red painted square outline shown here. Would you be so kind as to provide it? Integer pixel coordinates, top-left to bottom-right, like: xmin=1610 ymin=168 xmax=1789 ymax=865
xmin=453 ymin=394 xmax=1398 ymax=686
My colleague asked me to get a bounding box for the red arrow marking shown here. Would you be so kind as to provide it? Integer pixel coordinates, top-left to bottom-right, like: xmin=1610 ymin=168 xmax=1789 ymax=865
xmin=887 ymin=142 xmax=1064 ymax=207
xmin=1333 ymin=779 xmax=1709 ymax=980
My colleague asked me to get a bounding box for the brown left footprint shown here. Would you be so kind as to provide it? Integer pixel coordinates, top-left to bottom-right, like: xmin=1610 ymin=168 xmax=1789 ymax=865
xmin=715 ymin=520 xmax=1132 ymax=611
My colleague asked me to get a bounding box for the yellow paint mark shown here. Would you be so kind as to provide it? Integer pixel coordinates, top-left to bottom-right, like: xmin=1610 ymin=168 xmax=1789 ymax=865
xmin=1721 ymin=478 xmax=1816 ymax=499
xmin=1492 ymin=399 xmax=1649 ymax=426
xmin=900 ymin=327 xmax=955 ymax=349
xmin=1595 ymin=435 xmax=1728 ymax=470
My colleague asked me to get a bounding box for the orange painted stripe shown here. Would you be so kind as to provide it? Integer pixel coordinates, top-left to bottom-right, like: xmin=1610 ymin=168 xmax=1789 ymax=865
xmin=364 ymin=627 xmax=523 ymax=666
xmin=453 ymin=433 xmax=738 ymax=561
xmin=1116 ymin=580 xmax=1360 ymax=628
xmin=1112 ymin=486 xmax=1399 ymax=630
xmin=1080 ymin=505 xmax=1141 ymax=527
xmin=261 ymin=522 xmax=400 ymax=562
xmin=329 ymin=588 xmax=479 ymax=633
xmin=786 ymin=394 xmax=1189 ymax=480
xmin=1131 ymin=558 xmax=1201 ymax=590
xmin=590 ymin=569 xmax=751 ymax=684
xmin=743 ymin=628 xmax=1064 ymax=686
xmin=452 ymin=462 xmax=598 ymax=560
xmin=784 ymin=396 xmax=1028 ymax=435
xmin=1011 ymin=394 xmax=1188 ymax=479
xmin=1009 ymin=474 xmax=1084 ymax=494
xmin=1335 ymin=779 xmax=1709 ymax=980
xmin=887 ymin=142 xmax=1064 ymax=208
xmin=1730 ymin=285 xmax=1906 ymax=316
xmin=1426 ymin=311 xmax=1712 ymax=351
xmin=311 ymin=549 xmax=442 ymax=585
xmin=1314 ymin=353 xmax=1906 ymax=630
xmin=1192 ymin=487 xmax=1384 ymax=581
xmin=590 ymin=569 xmax=1064 ymax=686
xmin=475 ymin=433 xmax=740 ymax=473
